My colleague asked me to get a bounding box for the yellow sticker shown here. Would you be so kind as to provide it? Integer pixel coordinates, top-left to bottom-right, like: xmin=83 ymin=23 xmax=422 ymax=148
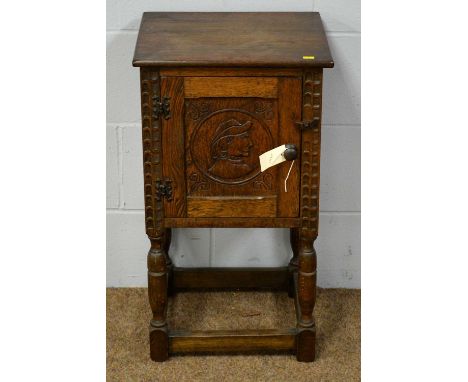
xmin=303 ymin=56 xmax=315 ymax=60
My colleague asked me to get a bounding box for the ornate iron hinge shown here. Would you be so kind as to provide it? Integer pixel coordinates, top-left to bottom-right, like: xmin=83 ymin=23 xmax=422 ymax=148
xmin=155 ymin=179 xmax=173 ymax=201
xmin=152 ymin=96 xmax=171 ymax=120
xmin=296 ymin=118 xmax=320 ymax=130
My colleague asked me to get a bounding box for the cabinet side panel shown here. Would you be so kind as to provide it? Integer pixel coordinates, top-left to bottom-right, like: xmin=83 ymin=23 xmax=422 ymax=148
xmin=161 ymin=77 xmax=187 ymax=217
xmin=277 ymin=77 xmax=302 ymax=217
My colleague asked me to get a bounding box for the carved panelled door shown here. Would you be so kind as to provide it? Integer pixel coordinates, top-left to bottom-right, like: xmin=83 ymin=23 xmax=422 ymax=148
xmin=161 ymin=76 xmax=302 ymax=218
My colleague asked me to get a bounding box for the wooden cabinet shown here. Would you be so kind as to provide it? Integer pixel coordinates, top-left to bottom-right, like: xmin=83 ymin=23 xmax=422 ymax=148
xmin=133 ymin=12 xmax=334 ymax=362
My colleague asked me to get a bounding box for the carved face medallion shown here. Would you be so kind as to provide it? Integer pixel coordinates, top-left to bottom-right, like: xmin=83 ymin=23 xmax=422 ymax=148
xmin=190 ymin=109 xmax=273 ymax=184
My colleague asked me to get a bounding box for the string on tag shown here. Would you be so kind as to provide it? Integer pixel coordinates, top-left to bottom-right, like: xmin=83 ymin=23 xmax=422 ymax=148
xmin=284 ymin=160 xmax=295 ymax=192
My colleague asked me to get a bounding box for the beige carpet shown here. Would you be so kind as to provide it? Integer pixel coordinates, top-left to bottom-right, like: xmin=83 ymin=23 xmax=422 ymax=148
xmin=107 ymin=288 xmax=360 ymax=381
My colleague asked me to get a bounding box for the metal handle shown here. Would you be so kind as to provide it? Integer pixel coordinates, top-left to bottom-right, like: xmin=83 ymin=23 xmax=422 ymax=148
xmin=284 ymin=144 xmax=297 ymax=161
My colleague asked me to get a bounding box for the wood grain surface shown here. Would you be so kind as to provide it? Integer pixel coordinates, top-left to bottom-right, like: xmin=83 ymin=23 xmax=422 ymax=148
xmin=184 ymin=77 xmax=278 ymax=98
xmin=163 ymin=217 xmax=301 ymax=228
xmin=172 ymin=267 xmax=290 ymax=290
xmin=160 ymin=67 xmax=303 ymax=77
xmin=170 ymin=329 xmax=296 ymax=353
xmin=277 ymin=77 xmax=302 ymax=217
xmin=161 ymin=76 xmax=186 ymax=217
xmin=133 ymin=13 xmax=334 ymax=68
xmin=187 ymin=196 xmax=277 ymax=218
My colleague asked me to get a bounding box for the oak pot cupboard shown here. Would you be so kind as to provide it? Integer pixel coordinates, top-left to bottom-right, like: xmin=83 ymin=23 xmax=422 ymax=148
xmin=132 ymin=12 xmax=334 ymax=362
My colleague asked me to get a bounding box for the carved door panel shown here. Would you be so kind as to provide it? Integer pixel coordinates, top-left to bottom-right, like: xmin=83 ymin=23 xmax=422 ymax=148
xmin=161 ymin=76 xmax=302 ymax=218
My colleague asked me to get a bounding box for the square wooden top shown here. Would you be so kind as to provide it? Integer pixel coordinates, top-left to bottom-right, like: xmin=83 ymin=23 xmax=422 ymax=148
xmin=133 ymin=12 xmax=334 ymax=68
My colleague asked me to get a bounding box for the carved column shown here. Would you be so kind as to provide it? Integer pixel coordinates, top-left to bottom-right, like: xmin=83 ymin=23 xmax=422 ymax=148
xmin=141 ymin=69 xmax=169 ymax=361
xmin=296 ymin=69 xmax=322 ymax=362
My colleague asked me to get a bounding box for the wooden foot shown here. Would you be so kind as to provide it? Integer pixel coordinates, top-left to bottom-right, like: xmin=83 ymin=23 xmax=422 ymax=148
xmin=150 ymin=325 xmax=169 ymax=362
xmin=296 ymin=327 xmax=316 ymax=362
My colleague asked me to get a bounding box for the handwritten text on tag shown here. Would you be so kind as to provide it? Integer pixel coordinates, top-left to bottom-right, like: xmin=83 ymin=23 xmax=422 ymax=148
xmin=259 ymin=145 xmax=287 ymax=172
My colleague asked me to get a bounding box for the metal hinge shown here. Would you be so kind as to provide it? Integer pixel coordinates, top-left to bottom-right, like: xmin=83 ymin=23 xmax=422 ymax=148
xmin=155 ymin=178 xmax=173 ymax=201
xmin=296 ymin=118 xmax=320 ymax=130
xmin=152 ymin=96 xmax=171 ymax=120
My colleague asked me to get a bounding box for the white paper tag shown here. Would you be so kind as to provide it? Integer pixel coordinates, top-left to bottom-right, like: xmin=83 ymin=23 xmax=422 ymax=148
xmin=259 ymin=145 xmax=286 ymax=172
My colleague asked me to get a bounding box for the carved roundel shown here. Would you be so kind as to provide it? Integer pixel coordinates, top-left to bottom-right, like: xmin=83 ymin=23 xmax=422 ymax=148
xmin=190 ymin=109 xmax=273 ymax=185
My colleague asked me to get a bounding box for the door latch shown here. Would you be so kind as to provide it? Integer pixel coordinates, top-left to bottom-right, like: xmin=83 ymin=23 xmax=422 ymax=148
xmin=295 ymin=118 xmax=320 ymax=130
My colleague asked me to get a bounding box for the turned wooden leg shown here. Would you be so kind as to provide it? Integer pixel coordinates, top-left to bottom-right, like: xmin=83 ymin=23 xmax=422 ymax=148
xmin=163 ymin=228 xmax=174 ymax=296
xmin=148 ymin=236 xmax=169 ymax=362
xmin=296 ymin=230 xmax=317 ymax=362
xmin=288 ymin=227 xmax=300 ymax=297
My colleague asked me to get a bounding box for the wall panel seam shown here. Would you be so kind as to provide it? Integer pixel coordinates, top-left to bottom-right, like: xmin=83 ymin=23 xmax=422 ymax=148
xmin=326 ymin=31 xmax=361 ymax=37
xmin=107 ymin=122 xmax=141 ymax=128
xmin=322 ymin=124 xmax=361 ymax=128
xmin=117 ymin=126 xmax=124 ymax=208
